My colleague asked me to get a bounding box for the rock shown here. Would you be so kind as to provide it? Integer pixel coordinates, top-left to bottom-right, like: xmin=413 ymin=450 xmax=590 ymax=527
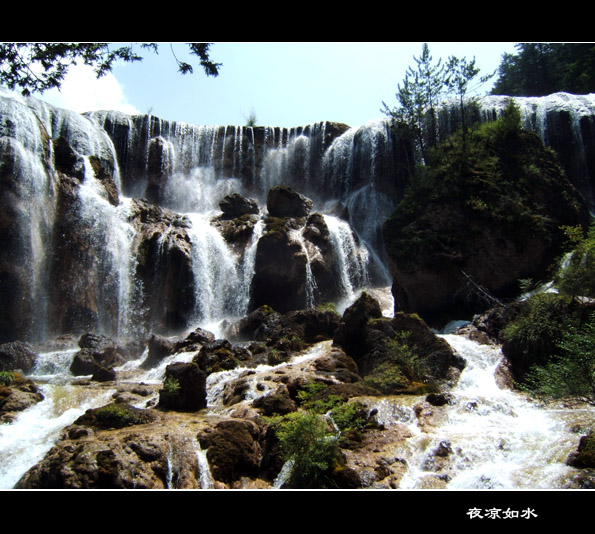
xmin=266 ymin=185 xmax=313 ymax=218
xmin=73 ymin=402 xmax=157 ymax=430
xmin=158 ymin=362 xmax=207 ymax=412
xmin=141 ymin=334 xmax=176 ymax=369
xmin=567 ymin=431 xmax=595 ymax=468
xmin=15 ymin=423 xmax=203 ymax=489
xmin=130 ymin=198 xmax=195 ymax=333
xmin=250 ymin=217 xmax=310 ymax=312
xmin=0 ymin=372 xmax=44 ymax=423
xmin=194 ymin=339 xmax=253 ymax=375
xmin=333 ymin=292 xmax=383 ymax=359
xmin=197 ymin=419 xmax=268 ymax=485
xmin=0 ymin=341 xmax=37 ymax=373
xmin=69 ymin=333 xmax=128 ymax=379
xmin=252 ymin=386 xmax=297 ymax=416
xmin=219 ymin=193 xmax=259 ymax=219
xmin=334 ymin=294 xmax=464 ymax=394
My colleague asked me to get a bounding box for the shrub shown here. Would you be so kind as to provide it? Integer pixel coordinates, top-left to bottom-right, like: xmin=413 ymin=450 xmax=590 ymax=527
xmin=557 ymin=223 xmax=595 ymax=298
xmin=0 ymin=371 xmax=15 ymax=386
xmin=273 ymin=411 xmax=342 ymax=488
xmin=521 ymin=317 xmax=595 ymax=405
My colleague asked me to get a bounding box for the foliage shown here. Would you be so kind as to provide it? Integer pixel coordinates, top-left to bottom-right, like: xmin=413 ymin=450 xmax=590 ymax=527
xmin=362 ymin=331 xmax=429 ymax=393
xmin=520 ymin=315 xmax=595 ymax=405
xmin=0 ymin=43 xmax=221 ymax=96
xmin=444 ymin=55 xmax=494 ymax=140
xmin=272 ymin=411 xmax=343 ymax=488
xmin=381 ymin=43 xmax=446 ymax=162
xmin=501 ymin=293 xmax=579 ymax=363
xmin=383 ymin=99 xmax=568 ymax=271
xmin=296 ymin=381 xmax=368 ymax=434
xmin=244 ymin=108 xmax=258 ymax=127
xmin=556 ymin=223 xmax=595 ymax=298
xmin=491 ymin=43 xmax=595 ymax=97
xmin=0 ymin=371 xmax=15 ymax=386
xmin=163 ymin=377 xmax=181 ymax=396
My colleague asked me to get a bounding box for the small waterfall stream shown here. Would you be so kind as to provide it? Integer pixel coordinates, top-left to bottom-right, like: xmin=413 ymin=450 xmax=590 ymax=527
xmin=373 ymin=335 xmax=594 ymax=490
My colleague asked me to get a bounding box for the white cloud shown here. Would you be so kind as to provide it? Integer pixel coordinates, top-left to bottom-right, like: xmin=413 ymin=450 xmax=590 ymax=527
xmin=39 ymin=62 xmax=140 ymax=115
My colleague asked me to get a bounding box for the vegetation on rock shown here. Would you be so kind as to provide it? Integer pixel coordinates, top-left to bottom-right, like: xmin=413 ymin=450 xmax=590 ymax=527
xmin=382 ymin=100 xmax=589 ymax=322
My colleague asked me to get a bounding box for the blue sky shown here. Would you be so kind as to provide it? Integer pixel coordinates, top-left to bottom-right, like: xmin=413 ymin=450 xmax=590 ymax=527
xmin=38 ymin=42 xmax=519 ymax=128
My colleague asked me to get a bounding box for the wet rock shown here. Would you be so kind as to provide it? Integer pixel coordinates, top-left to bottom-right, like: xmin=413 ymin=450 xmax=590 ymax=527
xmin=73 ymin=402 xmax=157 ymax=430
xmin=266 ymin=185 xmax=313 ymax=218
xmin=567 ymin=431 xmax=595 ymax=468
xmin=252 ymin=386 xmax=297 ymax=416
xmin=158 ymin=362 xmax=207 ymax=412
xmin=0 ymin=372 xmax=44 ymax=423
xmin=197 ymin=419 xmax=268 ymax=485
xmin=141 ymin=334 xmax=176 ymax=369
xmin=69 ymin=333 xmax=128 ymax=379
xmin=333 ymin=292 xmax=383 ymax=359
xmin=219 ymin=193 xmax=259 ymax=219
xmin=15 ymin=424 xmax=203 ymax=489
xmin=0 ymin=341 xmax=37 ymax=373
xmin=194 ymin=339 xmax=253 ymax=375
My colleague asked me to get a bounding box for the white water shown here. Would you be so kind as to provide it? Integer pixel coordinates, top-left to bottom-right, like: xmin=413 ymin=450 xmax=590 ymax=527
xmin=383 ymin=335 xmax=594 ymax=489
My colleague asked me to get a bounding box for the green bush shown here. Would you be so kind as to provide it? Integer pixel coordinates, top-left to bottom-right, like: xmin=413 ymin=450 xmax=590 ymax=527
xmin=0 ymin=371 xmax=15 ymax=386
xmin=273 ymin=411 xmax=342 ymax=488
xmin=521 ymin=317 xmax=595 ymax=404
xmin=557 ymin=223 xmax=595 ymax=298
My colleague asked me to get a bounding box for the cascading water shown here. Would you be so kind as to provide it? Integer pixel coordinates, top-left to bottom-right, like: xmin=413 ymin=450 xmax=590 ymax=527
xmin=373 ymin=334 xmax=594 ymax=490
xmin=3 ymin=89 xmax=594 ymax=489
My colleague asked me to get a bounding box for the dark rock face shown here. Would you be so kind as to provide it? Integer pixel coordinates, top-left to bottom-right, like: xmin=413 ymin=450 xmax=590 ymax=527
xmin=69 ymin=333 xmax=130 ymax=380
xmin=158 ymin=362 xmax=207 ymax=411
xmin=266 ymin=185 xmax=313 ymax=218
xmin=129 ymin=198 xmax=195 ymax=334
xmin=0 ymin=341 xmax=37 ymax=373
xmin=197 ymin=419 xmax=271 ymax=485
xmin=333 ymin=293 xmax=463 ymax=393
xmin=219 ymin=193 xmax=259 ymax=219
xmin=249 ymin=194 xmax=345 ymax=313
xmin=14 ymin=419 xmax=203 ymax=489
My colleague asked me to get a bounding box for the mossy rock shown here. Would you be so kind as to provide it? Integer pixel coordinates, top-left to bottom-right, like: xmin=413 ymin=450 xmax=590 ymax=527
xmin=74 ymin=402 xmax=157 ymax=430
xmin=568 ymin=431 xmax=595 ymax=468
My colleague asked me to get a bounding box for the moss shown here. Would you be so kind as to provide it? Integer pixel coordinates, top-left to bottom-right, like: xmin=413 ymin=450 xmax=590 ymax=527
xmin=571 ymin=432 xmax=595 ymax=468
xmin=74 ymin=402 xmax=155 ymax=430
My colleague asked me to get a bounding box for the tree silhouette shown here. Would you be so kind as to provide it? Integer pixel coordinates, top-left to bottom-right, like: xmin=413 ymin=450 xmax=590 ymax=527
xmin=0 ymin=43 xmax=221 ymax=97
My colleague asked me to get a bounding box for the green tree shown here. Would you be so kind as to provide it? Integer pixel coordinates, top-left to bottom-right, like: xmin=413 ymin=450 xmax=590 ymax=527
xmin=0 ymin=43 xmax=221 ymax=96
xmin=382 ymin=43 xmax=446 ymax=163
xmin=445 ymin=55 xmax=493 ymax=141
xmin=491 ymin=43 xmax=595 ymax=96
xmin=522 ymin=317 xmax=595 ymax=405
xmin=274 ymin=411 xmax=342 ymax=488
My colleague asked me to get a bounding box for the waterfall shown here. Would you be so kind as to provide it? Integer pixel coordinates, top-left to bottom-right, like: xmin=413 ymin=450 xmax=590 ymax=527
xmin=323 ymin=214 xmax=370 ymax=310
xmin=386 ymin=335 xmax=594 ymax=489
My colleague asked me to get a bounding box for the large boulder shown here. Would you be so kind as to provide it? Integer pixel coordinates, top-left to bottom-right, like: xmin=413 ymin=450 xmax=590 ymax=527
xmin=266 ymin=185 xmax=313 ymax=218
xmin=14 ymin=418 xmax=204 ymax=489
xmin=197 ymin=419 xmax=272 ymax=485
xmin=130 ymin=199 xmax=195 ymax=334
xmin=158 ymin=362 xmax=207 ymax=412
xmin=0 ymin=371 xmax=44 ymax=424
xmin=69 ymin=333 xmax=129 ymax=380
xmin=333 ymin=293 xmax=464 ymax=394
xmin=0 ymin=341 xmax=37 ymax=373
xmin=219 ymin=193 xmax=259 ymax=219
